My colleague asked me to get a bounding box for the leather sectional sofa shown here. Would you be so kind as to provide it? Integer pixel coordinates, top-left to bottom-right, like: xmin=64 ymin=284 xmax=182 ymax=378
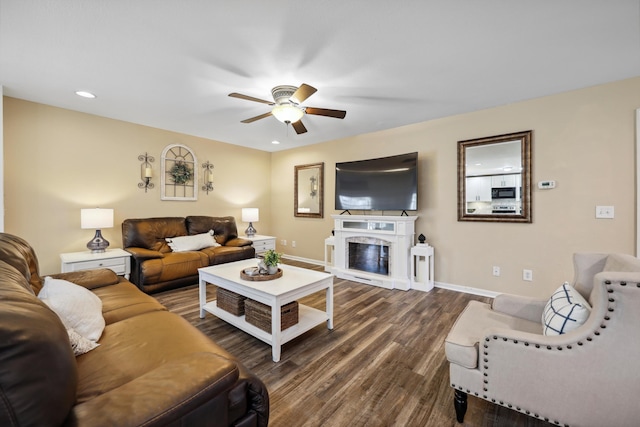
xmin=122 ymin=216 xmax=255 ymax=293
xmin=0 ymin=232 xmax=269 ymax=427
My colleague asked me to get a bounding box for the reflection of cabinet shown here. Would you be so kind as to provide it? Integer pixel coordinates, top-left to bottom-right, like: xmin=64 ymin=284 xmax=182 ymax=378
xmin=515 ymin=174 xmax=522 ymax=199
xmin=491 ymin=174 xmax=518 ymax=188
xmin=466 ymin=177 xmax=492 ymax=202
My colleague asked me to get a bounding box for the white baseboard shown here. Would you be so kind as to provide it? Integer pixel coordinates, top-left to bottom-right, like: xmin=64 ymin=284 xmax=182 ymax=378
xmin=435 ymin=281 xmax=499 ymax=299
xmin=281 ymin=254 xmax=325 ymax=267
xmin=283 ymin=255 xmax=499 ymax=299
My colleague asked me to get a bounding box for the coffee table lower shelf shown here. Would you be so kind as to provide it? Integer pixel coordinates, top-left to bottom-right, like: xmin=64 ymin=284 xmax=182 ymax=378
xmin=204 ymin=301 xmax=328 ymax=346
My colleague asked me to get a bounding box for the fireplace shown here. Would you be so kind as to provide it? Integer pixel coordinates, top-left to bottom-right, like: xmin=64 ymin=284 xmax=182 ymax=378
xmin=328 ymin=214 xmax=417 ymax=290
xmin=347 ymin=238 xmax=390 ymax=276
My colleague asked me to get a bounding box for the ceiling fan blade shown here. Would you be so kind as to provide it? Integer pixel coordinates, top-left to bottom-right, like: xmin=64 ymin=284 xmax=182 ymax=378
xmin=229 ymin=92 xmax=274 ymax=105
xmin=292 ymin=120 xmax=308 ymax=134
xmin=290 ymin=83 xmax=317 ymax=104
xmin=305 ymin=107 xmax=347 ymax=119
xmin=241 ymin=111 xmax=273 ymax=123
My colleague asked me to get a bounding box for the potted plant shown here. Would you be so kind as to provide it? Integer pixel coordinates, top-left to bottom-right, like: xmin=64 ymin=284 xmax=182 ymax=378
xmin=262 ymin=249 xmax=282 ymax=274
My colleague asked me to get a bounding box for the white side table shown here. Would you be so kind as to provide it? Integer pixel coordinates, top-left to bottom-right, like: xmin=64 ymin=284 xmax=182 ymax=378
xmin=410 ymin=244 xmax=434 ymax=292
xmin=324 ymin=236 xmax=335 ymax=273
xmin=244 ymin=234 xmax=276 ymax=255
xmin=60 ymin=248 xmax=132 ymax=279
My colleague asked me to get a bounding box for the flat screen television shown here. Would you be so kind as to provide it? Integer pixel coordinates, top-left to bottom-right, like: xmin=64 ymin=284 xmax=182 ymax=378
xmin=335 ymin=152 xmax=418 ymax=211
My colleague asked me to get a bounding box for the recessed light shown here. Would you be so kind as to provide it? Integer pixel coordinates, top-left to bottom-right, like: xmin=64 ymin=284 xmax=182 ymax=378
xmin=271 ymin=140 xmax=280 ymax=145
xmin=75 ymin=91 xmax=96 ymax=99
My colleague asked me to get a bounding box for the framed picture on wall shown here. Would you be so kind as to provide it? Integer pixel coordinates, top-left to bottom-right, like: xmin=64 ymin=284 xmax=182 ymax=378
xmin=161 ymin=144 xmax=198 ymax=201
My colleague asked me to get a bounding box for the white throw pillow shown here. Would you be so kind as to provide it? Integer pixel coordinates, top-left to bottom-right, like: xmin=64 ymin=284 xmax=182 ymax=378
xmin=67 ymin=328 xmax=99 ymax=356
xmin=542 ymin=282 xmax=591 ymax=336
xmin=165 ymin=230 xmax=219 ymax=252
xmin=38 ymin=276 xmax=105 ymax=341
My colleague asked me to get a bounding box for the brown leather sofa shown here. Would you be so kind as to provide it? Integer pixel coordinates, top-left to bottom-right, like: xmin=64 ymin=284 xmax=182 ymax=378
xmin=0 ymin=233 xmax=269 ymax=427
xmin=123 ymin=216 xmax=255 ymax=293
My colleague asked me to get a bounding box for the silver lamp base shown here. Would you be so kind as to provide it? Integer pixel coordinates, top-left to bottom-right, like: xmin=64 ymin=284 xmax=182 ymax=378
xmin=86 ymin=229 xmax=109 ymax=253
xmin=245 ymin=222 xmax=257 ymax=237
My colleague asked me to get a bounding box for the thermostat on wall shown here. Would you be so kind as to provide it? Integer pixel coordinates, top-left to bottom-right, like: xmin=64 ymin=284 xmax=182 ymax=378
xmin=538 ymin=180 xmax=556 ymax=189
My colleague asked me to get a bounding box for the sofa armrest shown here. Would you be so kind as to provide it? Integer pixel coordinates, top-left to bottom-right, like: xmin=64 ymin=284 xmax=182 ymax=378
xmin=225 ymin=237 xmax=253 ymax=247
xmin=125 ymin=247 xmax=164 ymax=261
xmin=491 ymin=293 xmax=547 ymax=323
xmin=49 ymin=268 xmax=120 ymax=290
xmin=67 ymin=353 xmax=239 ymax=427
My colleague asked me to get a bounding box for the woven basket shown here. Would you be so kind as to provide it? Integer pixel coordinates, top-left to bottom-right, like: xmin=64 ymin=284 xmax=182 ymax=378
xmin=245 ymin=299 xmax=299 ymax=332
xmin=216 ymin=288 xmax=246 ymax=316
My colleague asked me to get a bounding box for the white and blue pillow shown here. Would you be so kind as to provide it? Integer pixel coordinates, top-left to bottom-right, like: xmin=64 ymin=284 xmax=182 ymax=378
xmin=542 ymin=282 xmax=591 ymax=336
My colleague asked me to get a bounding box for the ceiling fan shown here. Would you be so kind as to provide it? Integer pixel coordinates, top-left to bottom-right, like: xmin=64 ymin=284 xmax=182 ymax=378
xmin=228 ymin=83 xmax=346 ymax=134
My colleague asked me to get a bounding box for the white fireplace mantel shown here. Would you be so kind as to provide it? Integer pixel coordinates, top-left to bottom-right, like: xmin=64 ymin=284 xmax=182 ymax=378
xmin=329 ymin=214 xmax=417 ymax=290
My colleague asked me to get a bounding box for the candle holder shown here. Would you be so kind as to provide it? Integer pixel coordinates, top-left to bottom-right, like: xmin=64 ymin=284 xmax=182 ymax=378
xmin=138 ymin=152 xmax=155 ymax=192
xmin=201 ymin=161 xmax=214 ymax=194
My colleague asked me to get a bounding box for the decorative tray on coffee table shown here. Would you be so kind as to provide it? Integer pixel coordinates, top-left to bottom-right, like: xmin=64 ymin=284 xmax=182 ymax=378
xmin=240 ymin=267 xmax=283 ymax=281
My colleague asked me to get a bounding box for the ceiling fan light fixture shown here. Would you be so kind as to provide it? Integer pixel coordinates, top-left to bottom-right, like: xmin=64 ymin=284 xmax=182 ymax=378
xmin=271 ymin=103 xmax=304 ymax=123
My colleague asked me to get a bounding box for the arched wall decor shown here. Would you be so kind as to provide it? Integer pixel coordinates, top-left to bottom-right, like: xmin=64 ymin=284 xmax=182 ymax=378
xmin=161 ymin=144 xmax=198 ymax=201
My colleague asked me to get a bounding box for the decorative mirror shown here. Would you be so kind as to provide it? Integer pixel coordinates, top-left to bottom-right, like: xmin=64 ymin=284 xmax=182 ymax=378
xmin=161 ymin=144 xmax=198 ymax=201
xmin=458 ymin=130 xmax=532 ymax=223
xmin=295 ymin=162 xmax=324 ymax=218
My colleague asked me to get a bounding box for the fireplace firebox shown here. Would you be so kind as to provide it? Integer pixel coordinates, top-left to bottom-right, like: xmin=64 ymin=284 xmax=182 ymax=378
xmin=348 ymin=241 xmax=390 ymax=275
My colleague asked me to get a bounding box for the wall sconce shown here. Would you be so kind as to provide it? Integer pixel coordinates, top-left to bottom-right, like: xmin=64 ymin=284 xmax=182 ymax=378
xmin=201 ymin=161 xmax=214 ymax=194
xmin=81 ymin=208 xmax=114 ymax=253
xmin=138 ymin=152 xmax=155 ymax=192
xmin=242 ymin=208 xmax=259 ymax=237
xmin=310 ymin=175 xmax=318 ymax=197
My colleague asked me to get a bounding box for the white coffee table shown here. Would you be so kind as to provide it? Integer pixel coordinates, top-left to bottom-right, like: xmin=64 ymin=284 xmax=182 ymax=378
xmin=199 ymin=259 xmax=334 ymax=362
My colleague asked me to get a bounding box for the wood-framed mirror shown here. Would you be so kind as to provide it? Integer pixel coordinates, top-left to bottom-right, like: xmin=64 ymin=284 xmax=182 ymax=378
xmin=295 ymin=162 xmax=324 ymax=218
xmin=458 ymin=130 xmax=532 ymax=223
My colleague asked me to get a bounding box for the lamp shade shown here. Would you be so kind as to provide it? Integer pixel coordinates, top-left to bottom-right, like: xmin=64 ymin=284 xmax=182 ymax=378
xmin=81 ymin=208 xmax=114 ymax=229
xmin=242 ymin=208 xmax=259 ymax=223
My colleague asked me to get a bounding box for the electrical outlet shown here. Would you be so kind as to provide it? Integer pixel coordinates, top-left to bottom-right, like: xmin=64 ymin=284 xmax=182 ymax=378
xmin=595 ymin=205 xmax=614 ymax=219
xmin=281 ymin=239 xmax=287 ymax=246
xmin=292 ymin=241 xmax=296 ymax=248
xmin=523 ymin=269 xmax=533 ymax=281
xmin=492 ymin=266 xmax=500 ymax=276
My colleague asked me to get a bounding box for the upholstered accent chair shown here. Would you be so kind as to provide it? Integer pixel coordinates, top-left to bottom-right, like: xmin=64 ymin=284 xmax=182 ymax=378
xmin=445 ymin=253 xmax=640 ymax=427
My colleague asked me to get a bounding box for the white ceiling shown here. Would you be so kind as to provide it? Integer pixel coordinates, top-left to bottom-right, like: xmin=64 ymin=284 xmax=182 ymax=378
xmin=1 ymin=1 xmax=639 ymax=152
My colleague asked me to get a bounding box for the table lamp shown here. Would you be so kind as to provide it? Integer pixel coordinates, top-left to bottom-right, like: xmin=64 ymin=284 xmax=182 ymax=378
xmin=81 ymin=208 xmax=114 ymax=253
xmin=242 ymin=208 xmax=259 ymax=237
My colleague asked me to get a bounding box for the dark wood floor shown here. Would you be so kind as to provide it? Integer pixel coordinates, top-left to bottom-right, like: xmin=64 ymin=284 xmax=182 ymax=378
xmin=154 ymin=260 xmax=552 ymax=427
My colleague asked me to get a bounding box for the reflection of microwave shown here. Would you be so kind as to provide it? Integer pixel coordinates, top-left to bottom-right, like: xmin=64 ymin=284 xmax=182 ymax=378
xmin=492 ymin=187 xmax=516 ymax=199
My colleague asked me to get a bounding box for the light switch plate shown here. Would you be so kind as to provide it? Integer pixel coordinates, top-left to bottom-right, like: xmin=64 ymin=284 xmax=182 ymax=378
xmin=595 ymin=206 xmax=614 ymax=219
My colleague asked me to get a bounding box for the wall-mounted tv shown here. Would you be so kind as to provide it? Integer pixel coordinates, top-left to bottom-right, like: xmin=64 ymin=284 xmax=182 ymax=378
xmin=335 ymin=152 xmax=418 ymax=212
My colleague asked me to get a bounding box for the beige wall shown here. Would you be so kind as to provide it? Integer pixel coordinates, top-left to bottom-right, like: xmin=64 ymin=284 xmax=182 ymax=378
xmin=271 ymin=77 xmax=640 ymax=298
xmin=3 ymin=76 xmax=639 ymax=297
xmin=3 ymin=98 xmax=271 ymax=274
